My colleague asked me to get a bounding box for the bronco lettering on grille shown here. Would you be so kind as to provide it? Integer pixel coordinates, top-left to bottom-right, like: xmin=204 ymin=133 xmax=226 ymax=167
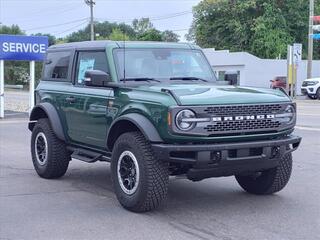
xmin=213 ymin=114 xmax=275 ymax=122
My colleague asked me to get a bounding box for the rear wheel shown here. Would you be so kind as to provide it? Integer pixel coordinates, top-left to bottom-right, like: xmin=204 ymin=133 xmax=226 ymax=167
xmin=111 ymin=131 xmax=169 ymax=212
xmin=31 ymin=118 xmax=70 ymax=179
xmin=235 ymin=153 xmax=292 ymax=195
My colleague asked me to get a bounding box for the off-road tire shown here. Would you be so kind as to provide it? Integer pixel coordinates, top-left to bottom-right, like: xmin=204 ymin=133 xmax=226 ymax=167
xmin=31 ymin=118 xmax=70 ymax=179
xmin=235 ymin=153 xmax=292 ymax=195
xmin=111 ymin=131 xmax=169 ymax=212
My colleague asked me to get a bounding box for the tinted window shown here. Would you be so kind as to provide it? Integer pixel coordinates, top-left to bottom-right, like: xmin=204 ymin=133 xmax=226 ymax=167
xmin=43 ymin=51 xmax=71 ymax=81
xmin=75 ymin=51 xmax=109 ymax=85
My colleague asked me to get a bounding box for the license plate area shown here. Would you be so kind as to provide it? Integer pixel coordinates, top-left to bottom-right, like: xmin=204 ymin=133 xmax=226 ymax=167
xmin=228 ymin=147 xmax=263 ymax=158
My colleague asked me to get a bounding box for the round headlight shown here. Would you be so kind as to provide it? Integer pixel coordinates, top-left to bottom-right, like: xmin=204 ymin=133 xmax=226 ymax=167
xmin=175 ymin=109 xmax=196 ymax=131
xmin=285 ymin=105 xmax=295 ymax=114
xmin=286 ymin=105 xmax=296 ymax=123
xmin=276 ymin=105 xmax=295 ymax=124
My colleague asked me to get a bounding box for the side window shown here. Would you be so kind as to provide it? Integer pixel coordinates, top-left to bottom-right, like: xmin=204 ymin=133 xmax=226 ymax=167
xmin=75 ymin=51 xmax=109 ymax=85
xmin=43 ymin=51 xmax=71 ymax=81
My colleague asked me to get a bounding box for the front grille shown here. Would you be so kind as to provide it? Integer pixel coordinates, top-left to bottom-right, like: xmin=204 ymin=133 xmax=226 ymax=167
xmin=302 ymin=82 xmax=308 ymax=87
xmin=204 ymin=119 xmax=281 ymax=133
xmin=170 ymin=103 xmax=293 ymax=136
xmin=201 ymin=104 xmax=284 ymax=135
xmin=203 ymin=104 xmax=282 ymax=116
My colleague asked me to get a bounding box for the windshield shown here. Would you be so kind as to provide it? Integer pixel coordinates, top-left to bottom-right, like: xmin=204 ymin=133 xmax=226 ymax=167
xmin=114 ymin=48 xmax=217 ymax=82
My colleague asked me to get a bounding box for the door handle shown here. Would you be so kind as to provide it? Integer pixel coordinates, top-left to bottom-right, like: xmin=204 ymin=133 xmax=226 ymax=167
xmin=65 ymin=96 xmax=76 ymax=104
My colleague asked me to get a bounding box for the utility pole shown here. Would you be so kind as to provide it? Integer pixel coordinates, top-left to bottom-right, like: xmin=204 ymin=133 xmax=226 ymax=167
xmin=85 ymin=0 xmax=95 ymax=41
xmin=307 ymin=0 xmax=314 ymax=79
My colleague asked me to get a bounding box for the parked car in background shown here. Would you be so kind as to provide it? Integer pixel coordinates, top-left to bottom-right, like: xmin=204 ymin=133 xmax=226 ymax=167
xmin=301 ymin=78 xmax=320 ymax=99
xmin=270 ymin=76 xmax=287 ymax=90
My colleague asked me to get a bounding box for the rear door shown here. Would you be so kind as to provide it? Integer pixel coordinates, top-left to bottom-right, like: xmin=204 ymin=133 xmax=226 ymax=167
xmin=62 ymin=50 xmax=113 ymax=149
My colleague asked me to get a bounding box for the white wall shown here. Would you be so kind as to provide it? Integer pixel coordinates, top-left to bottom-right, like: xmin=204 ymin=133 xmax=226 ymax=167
xmin=203 ymin=49 xmax=320 ymax=94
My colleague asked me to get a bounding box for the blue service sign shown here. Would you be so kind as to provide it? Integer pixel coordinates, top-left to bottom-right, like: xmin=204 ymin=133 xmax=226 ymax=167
xmin=0 ymin=34 xmax=48 ymax=61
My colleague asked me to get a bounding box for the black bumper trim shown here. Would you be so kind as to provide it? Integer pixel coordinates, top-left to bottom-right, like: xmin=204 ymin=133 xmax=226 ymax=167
xmin=152 ymin=135 xmax=301 ymax=180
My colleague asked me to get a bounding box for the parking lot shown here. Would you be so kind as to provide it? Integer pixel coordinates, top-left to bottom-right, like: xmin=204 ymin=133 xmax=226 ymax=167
xmin=0 ymin=100 xmax=319 ymax=240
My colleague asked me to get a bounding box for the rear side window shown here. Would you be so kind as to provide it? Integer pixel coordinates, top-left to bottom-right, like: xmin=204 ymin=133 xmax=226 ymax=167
xmin=43 ymin=51 xmax=71 ymax=81
xmin=75 ymin=51 xmax=109 ymax=85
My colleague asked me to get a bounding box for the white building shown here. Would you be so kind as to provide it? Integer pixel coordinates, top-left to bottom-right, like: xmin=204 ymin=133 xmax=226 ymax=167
xmin=203 ymin=48 xmax=320 ymax=94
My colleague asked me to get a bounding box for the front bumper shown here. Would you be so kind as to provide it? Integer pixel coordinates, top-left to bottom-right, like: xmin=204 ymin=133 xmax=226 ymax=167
xmin=301 ymin=86 xmax=316 ymax=95
xmin=152 ymin=135 xmax=301 ymax=181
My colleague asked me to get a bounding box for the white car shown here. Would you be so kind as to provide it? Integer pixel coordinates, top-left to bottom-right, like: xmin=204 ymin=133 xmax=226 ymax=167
xmin=301 ymin=78 xmax=320 ymax=99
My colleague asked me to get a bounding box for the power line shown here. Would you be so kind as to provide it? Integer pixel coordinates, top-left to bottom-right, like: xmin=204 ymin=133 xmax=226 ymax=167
xmin=53 ymin=20 xmax=89 ymax=36
xmin=21 ymin=10 xmax=191 ymax=35
xmin=95 ymin=10 xmax=192 ymax=23
xmin=151 ymin=11 xmax=192 ymax=21
xmin=25 ymin=18 xmax=88 ymax=31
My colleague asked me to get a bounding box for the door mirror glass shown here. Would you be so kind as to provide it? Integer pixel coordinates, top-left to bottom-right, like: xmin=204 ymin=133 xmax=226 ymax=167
xmin=84 ymin=70 xmax=111 ymax=87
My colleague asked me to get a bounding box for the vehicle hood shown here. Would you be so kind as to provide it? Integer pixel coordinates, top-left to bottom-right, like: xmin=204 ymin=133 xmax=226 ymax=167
xmin=134 ymin=83 xmax=290 ymax=105
xmin=304 ymin=78 xmax=320 ymax=82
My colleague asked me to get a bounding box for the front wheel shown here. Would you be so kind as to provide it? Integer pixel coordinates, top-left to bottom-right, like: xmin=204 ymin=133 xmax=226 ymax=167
xmin=31 ymin=118 xmax=70 ymax=179
xmin=235 ymin=153 xmax=292 ymax=195
xmin=111 ymin=132 xmax=169 ymax=212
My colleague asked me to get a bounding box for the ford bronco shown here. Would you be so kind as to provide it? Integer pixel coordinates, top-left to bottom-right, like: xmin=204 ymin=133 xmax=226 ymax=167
xmin=29 ymin=41 xmax=301 ymax=212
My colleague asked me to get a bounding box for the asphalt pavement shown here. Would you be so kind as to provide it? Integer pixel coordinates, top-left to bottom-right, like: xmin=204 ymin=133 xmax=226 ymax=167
xmin=0 ymin=100 xmax=319 ymax=240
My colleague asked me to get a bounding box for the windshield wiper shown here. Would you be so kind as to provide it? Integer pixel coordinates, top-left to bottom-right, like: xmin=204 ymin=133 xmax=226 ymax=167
xmin=120 ymin=77 xmax=160 ymax=82
xmin=170 ymin=77 xmax=208 ymax=82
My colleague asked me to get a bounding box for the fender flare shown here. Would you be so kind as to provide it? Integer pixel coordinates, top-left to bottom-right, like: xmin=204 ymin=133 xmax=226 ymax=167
xmin=28 ymin=102 xmax=66 ymax=141
xmin=107 ymin=113 xmax=163 ymax=150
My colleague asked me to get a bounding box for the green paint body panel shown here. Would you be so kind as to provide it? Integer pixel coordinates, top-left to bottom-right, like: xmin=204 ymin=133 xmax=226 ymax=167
xmin=34 ymin=41 xmax=295 ymax=151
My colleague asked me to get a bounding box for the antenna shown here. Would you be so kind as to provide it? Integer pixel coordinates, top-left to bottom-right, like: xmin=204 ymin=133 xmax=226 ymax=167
xmin=123 ymin=30 xmax=126 ymax=83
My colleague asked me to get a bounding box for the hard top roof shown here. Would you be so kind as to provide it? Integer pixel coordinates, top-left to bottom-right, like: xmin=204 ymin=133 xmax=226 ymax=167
xmin=48 ymin=40 xmax=200 ymax=51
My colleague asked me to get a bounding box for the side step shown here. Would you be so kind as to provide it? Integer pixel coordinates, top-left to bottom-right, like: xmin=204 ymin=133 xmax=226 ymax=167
xmin=71 ymin=149 xmax=110 ymax=163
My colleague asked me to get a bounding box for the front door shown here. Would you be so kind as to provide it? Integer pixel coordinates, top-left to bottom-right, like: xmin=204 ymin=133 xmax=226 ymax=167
xmin=63 ymin=50 xmax=112 ymax=149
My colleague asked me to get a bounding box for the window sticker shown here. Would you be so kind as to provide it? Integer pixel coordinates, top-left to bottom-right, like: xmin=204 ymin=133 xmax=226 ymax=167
xmin=78 ymin=58 xmax=95 ymax=84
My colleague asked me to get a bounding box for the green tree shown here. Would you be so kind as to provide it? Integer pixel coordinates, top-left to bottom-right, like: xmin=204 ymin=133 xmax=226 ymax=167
xmin=132 ymin=18 xmax=153 ymax=35
xmin=189 ymin=0 xmax=320 ymax=59
xmin=51 ymin=19 xmax=181 ymax=43
xmin=250 ymin=4 xmax=293 ymax=58
xmin=0 ymin=24 xmax=24 ymax=35
xmin=33 ymin=33 xmax=56 ymax=46
xmin=161 ymin=30 xmax=180 ymax=42
xmin=65 ymin=21 xmax=136 ymax=42
xmin=117 ymin=23 xmax=137 ymax=39
xmin=138 ymin=28 xmax=163 ymax=41
xmin=97 ymin=28 xmax=130 ymax=41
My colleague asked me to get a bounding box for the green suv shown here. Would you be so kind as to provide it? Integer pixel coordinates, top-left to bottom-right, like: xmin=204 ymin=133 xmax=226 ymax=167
xmin=29 ymin=41 xmax=301 ymax=212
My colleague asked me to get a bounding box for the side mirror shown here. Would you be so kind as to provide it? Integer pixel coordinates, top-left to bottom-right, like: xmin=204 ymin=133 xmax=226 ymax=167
xmin=84 ymin=70 xmax=111 ymax=87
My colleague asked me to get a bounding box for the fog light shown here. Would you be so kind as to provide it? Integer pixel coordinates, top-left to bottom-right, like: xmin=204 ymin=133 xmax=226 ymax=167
xmin=271 ymin=146 xmax=280 ymax=158
xmin=211 ymin=151 xmax=221 ymax=163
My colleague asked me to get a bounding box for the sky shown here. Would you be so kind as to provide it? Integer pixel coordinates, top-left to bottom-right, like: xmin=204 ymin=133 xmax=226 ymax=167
xmin=0 ymin=0 xmax=201 ymax=41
